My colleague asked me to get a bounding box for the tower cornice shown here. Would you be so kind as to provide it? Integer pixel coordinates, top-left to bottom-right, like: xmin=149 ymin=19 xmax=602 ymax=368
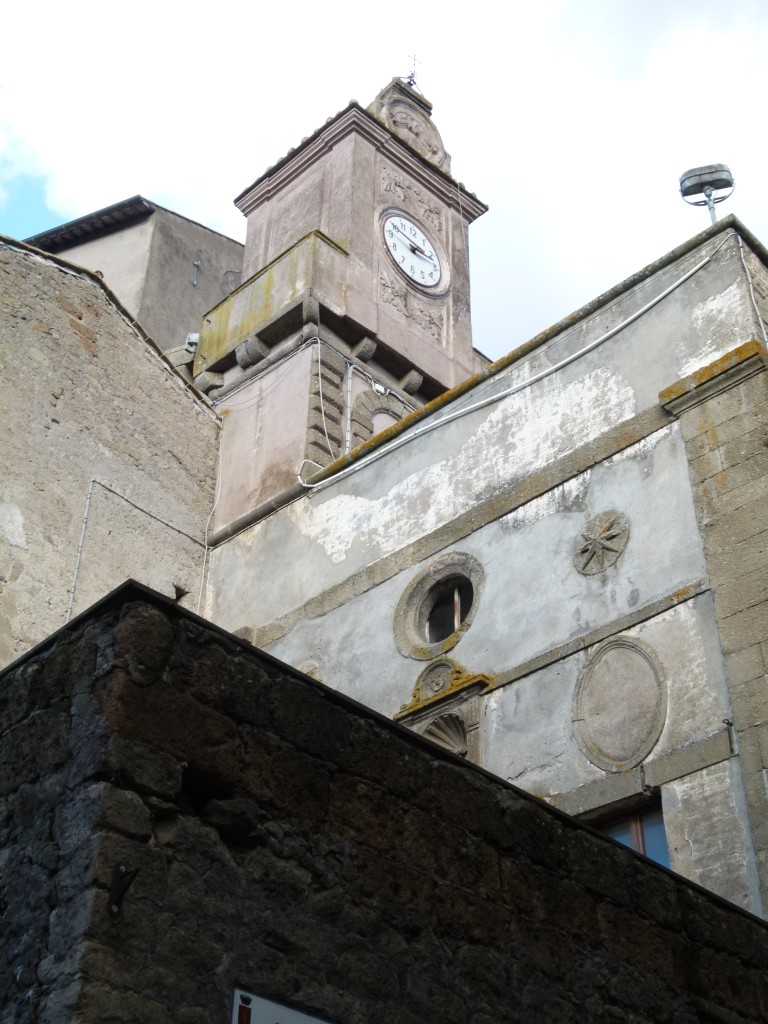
xmin=234 ymin=103 xmax=487 ymax=222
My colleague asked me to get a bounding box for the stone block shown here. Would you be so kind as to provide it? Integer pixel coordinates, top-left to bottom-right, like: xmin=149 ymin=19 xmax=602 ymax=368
xmin=741 ymin=369 xmax=768 ymax=408
xmin=703 ymin=497 xmax=768 ymax=552
xmin=705 ymin=528 xmax=768 ymax=585
xmin=709 ymin=461 xmax=768 ymax=511
xmin=720 ymin=425 xmax=768 ymax=471
xmin=98 ymin=669 xmax=240 ymax=777
xmin=235 ymin=335 xmax=269 ymax=369
xmin=353 ymin=337 xmax=377 ymax=362
xmin=39 ymin=980 xmax=82 ymax=1024
xmin=306 ymin=414 xmax=343 ymax=448
xmin=399 ymin=369 xmax=423 ymax=394
xmin=116 ymin=603 xmax=175 ymax=686
xmin=681 ymin=406 xmax=715 ymax=442
xmin=718 ymin=603 xmax=768 ymax=654
xmin=714 ymin=401 xmax=768 ymax=447
xmin=689 ymin=448 xmax=723 ymax=485
xmin=725 ymin=645 xmax=766 ymax=686
xmin=547 ymin=768 xmax=640 ymax=817
xmin=701 ymin=380 xmax=751 ymax=426
xmin=729 ymin=677 xmax=768 ymax=731
xmin=311 ymin=345 xmax=346 ymax=378
xmin=193 ymin=370 xmax=224 ymax=393
xmin=103 ymin=734 xmax=182 ymax=799
xmin=309 ymin=385 xmax=344 ymax=414
xmin=0 ymin=706 xmax=71 ymax=795
xmin=304 ymin=440 xmax=334 ymax=469
xmin=716 ymin=567 xmax=768 ymax=619
xmin=644 ymin=730 xmax=732 ymax=787
xmin=685 ymin=429 xmax=714 ymax=462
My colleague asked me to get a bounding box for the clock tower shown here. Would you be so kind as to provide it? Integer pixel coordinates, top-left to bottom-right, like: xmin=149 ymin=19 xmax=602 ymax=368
xmin=194 ymin=79 xmax=487 ymax=541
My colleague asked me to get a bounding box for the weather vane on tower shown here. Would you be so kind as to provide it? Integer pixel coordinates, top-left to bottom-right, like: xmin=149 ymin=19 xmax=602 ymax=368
xmin=406 ymin=53 xmax=422 ymax=88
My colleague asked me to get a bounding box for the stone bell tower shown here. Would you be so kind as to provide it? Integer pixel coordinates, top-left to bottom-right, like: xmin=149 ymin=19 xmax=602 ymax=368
xmin=193 ymin=79 xmax=487 ymax=542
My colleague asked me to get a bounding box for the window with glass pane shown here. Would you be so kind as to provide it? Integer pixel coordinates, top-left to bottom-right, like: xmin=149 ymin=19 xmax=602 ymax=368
xmin=598 ymin=806 xmax=670 ymax=868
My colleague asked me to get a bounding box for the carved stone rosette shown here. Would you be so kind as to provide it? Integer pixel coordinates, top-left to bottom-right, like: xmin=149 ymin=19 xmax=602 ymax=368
xmin=574 ymin=510 xmax=630 ymax=576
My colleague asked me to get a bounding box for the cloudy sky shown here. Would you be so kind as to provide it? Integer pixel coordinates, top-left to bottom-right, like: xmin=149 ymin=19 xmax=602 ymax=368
xmin=2 ymin=1 xmax=766 ymax=360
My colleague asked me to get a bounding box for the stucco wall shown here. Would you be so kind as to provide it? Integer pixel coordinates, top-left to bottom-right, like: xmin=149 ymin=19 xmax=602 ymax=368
xmin=203 ymin=228 xmax=767 ymax=914
xmin=52 ymin=217 xmax=154 ymax=317
xmin=207 ymin=231 xmax=761 ymax=635
xmin=0 ymin=240 xmax=219 ymax=667
xmin=43 ymin=209 xmax=243 ymax=353
xmin=138 ymin=209 xmax=243 ymax=352
xmin=4 ymin=589 xmax=768 ymax=1024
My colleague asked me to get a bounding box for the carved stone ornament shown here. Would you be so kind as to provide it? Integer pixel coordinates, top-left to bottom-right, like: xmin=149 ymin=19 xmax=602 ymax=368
xmin=423 ymin=714 xmax=468 ymax=757
xmin=572 ymin=636 xmax=667 ymax=773
xmin=378 ymin=272 xmax=445 ymax=340
xmin=410 ymin=658 xmax=462 ymax=704
xmin=381 ymin=167 xmax=443 ymax=232
xmin=395 ymin=658 xmax=487 ymax=765
xmin=393 ymin=552 xmax=486 ymax=661
xmin=573 ymin=510 xmax=630 ymax=576
xmin=379 ymin=272 xmax=408 ymax=317
xmin=367 ymin=78 xmax=451 ymax=172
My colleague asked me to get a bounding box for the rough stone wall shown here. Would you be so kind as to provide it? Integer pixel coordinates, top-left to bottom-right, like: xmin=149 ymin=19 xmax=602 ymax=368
xmin=0 ymin=241 xmax=219 ymax=667
xmin=661 ymin=343 xmax=768 ymax=908
xmin=3 ymin=588 xmax=768 ymax=1024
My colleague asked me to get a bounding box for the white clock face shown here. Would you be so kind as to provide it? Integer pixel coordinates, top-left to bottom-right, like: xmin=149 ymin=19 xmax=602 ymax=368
xmin=383 ymin=214 xmax=442 ymax=288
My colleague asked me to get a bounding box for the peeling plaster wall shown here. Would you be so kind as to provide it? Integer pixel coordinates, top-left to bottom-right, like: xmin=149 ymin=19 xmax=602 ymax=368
xmin=207 ymin=234 xmax=759 ymax=634
xmin=0 ymin=242 xmax=219 ymax=667
xmin=482 ymin=594 xmax=732 ymax=797
xmin=663 ymin=759 xmax=763 ymax=913
xmin=262 ymin=428 xmax=705 ymax=715
xmin=202 ymin=231 xmax=767 ymax=913
xmin=212 ymin=348 xmax=313 ymax=533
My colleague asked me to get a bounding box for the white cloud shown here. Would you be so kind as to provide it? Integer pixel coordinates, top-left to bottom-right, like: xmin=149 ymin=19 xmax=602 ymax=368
xmin=3 ymin=0 xmax=767 ymax=359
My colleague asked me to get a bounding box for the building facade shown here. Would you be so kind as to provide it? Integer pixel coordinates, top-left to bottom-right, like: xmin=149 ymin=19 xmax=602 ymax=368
xmin=2 ymin=77 xmax=768 ymax=920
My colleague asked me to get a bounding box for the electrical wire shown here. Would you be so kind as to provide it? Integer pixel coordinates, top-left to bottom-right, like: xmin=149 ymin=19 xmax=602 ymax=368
xmin=736 ymin=234 xmax=768 ymax=345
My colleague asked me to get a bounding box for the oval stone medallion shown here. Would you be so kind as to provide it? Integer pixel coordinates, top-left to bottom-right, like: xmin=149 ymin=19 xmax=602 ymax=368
xmin=572 ymin=638 xmax=667 ymax=772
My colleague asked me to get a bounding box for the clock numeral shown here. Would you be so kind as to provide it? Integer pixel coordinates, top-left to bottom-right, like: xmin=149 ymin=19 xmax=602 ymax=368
xmin=399 ymin=255 xmax=405 ymax=264
xmin=420 ymin=270 xmax=426 ymax=281
xmin=392 ymin=242 xmax=398 ymax=252
xmin=410 ymin=265 xmax=416 ymax=276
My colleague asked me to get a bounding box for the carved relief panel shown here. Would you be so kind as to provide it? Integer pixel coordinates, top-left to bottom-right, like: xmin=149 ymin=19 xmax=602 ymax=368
xmin=572 ymin=637 xmax=668 ymax=772
xmin=395 ymin=658 xmax=489 ymax=765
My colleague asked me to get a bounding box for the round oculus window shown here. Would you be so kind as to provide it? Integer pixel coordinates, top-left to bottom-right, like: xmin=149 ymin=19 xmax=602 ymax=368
xmin=393 ymin=553 xmax=485 ymax=661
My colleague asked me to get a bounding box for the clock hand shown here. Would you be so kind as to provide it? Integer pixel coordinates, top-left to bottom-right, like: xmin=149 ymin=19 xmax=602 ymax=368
xmin=394 ymin=224 xmax=428 ymax=256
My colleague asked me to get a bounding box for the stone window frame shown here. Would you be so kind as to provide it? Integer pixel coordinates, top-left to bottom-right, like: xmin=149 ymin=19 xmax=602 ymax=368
xmin=582 ymin=798 xmax=670 ymax=868
xmin=350 ymin=389 xmax=410 ymax=449
xmin=393 ymin=552 xmax=485 ymax=661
